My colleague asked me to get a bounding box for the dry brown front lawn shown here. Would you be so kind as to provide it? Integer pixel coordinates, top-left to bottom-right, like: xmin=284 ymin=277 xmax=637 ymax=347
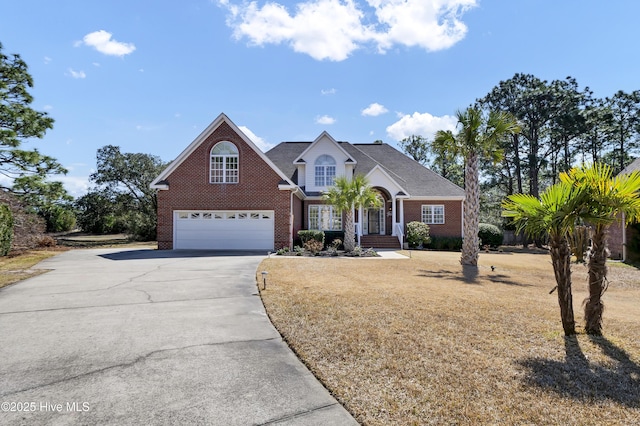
xmin=0 ymin=249 xmax=64 ymax=289
xmin=258 ymin=250 xmax=640 ymax=425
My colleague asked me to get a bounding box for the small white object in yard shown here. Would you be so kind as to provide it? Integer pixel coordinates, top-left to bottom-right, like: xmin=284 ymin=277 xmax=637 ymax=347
xmin=261 ymin=271 xmax=268 ymax=290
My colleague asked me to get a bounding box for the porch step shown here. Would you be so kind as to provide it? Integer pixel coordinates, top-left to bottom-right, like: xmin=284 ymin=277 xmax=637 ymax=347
xmin=360 ymin=235 xmax=401 ymax=249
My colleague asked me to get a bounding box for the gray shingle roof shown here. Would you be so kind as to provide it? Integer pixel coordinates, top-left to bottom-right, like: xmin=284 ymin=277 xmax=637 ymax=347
xmin=265 ymin=141 xmax=464 ymax=198
xmin=620 ymin=158 xmax=640 ymax=175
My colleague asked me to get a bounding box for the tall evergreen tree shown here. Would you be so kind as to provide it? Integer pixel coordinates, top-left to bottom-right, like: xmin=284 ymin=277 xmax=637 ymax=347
xmin=0 ymin=42 xmax=65 ymax=189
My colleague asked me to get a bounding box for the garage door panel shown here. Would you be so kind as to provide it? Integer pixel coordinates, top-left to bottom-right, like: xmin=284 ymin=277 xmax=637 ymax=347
xmin=174 ymin=211 xmax=275 ymax=250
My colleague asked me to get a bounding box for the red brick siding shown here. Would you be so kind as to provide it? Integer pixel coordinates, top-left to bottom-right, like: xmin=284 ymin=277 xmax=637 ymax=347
xmin=292 ymin=195 xmax=304 ymax=242
xmin=403 ymin=200 xmax=463 ymax=237
xmin=608 ymin=214 xmax=625 ymax=260
xmin=157 ymin=121 xmax=291 ymax=249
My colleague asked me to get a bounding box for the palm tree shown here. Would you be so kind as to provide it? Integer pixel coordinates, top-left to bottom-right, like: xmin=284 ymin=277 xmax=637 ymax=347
xmin=435 ymin=107 xmax=520 ymax=266
xmin=561 ymin=163 xmax=640 ymax=335
xmin=323 ymin=174 xmax=381 ymax=252
xmin=502 ymin=181 xmax=587 ymax=336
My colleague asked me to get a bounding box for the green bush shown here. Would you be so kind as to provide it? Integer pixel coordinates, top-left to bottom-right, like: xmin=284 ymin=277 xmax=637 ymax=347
xmin=42 ymin=205 xmax=76 ymax=233
xmin=0 ymin=204 xmax=13 ymax=256
xmin=478 ymin=223 xmax=503 ymax=248
xmin=428 ymin=236 xmax=463 ymax=251
xmin=298 ymin=230 xmax=325 ymax=245
xmin=406 ymin=221 xmax=431 ymax=248
xmin=323 ymin=231 xmax=344 ymax=248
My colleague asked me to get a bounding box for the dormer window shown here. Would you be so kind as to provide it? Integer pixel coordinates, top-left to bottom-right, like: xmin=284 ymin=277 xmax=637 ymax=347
xmin=210 ymin=141 xmax=238 ymax=183
xmin=314 ymin=155 xmax=336 ymax=186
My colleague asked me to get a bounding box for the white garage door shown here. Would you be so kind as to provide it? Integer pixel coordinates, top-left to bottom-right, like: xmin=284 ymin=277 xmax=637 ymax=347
xmin=174 ymin=210 xmax=274 ymax=250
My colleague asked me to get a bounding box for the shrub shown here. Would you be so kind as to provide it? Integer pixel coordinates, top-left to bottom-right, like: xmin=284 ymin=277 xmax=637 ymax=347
xmin=298 ymin=230 xmax=325 ymax=245
xmin=406 ymin=221 xmax=431 ymax=248
xmin=428 ymin=236 xmax=463 ymax=251
xmin=0 ymin=204 xmax=13 ymax=256
xmin=37 ymin=236 xmax=57 ymax=248
xmin=42 ymin=205 xmax=76 ymax=233
xmin=478 ymin=223 xmax=503 ymax=248
xmin=304 ymin=239 xmax=324 ymax=255
xmin=323 ymin=231 xmax=344 ymax=248
xmin=276 ymin=247 xmax=290 ymax=255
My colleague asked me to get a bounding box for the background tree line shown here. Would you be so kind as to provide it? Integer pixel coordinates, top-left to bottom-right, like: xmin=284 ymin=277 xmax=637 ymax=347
xmin=1 ymin=42 xmax=165 ymax=254
xmin=400 ymin=73 xmax=640 ymax=226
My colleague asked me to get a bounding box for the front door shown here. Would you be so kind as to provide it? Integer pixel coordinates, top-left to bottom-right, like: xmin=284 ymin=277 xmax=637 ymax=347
xmin=366 ymin=208 xmax=385 ymax=235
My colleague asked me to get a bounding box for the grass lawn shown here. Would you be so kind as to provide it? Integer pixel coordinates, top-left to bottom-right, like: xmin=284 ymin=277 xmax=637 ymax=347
xmin=0 ymin=249 xmax=65 ymax=289
xmin=258 ymin=250 xmax=640 ymax=425
xmin=0 ymin=236 xmax=156 ymax=289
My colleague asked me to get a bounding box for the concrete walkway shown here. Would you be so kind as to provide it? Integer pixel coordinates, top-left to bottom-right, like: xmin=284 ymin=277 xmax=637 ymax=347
xmin=0 ymin=248 xmax=357 ymax=425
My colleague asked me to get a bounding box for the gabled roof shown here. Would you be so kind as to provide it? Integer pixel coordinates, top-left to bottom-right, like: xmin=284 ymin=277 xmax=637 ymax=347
xmin=150 ymin=113 xmax=293 ymax=189
xmin=265 ymin=141 xmax=464 ymax=199
xmin=620 ymin=157 xmax=640 ymax=175
xmin=293 ymin=131 xmax=356 ymax=165
xmin=352 ymin=143 xmax=464 ymax=198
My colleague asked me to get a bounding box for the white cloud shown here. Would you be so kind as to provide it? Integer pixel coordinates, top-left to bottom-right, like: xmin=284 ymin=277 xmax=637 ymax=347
xmin=67 ymin=68 xmax=86 ymax=79
xmin=44 ymin=56 xmax=52 ymax=64
xmin=362 ymin=102 xmax=388 ymax=117
xmin=43 ymin=105 xmax=53 ymax=111
xmin=321 ymin=88 xmax=337 ymax=95
xmin=219 ymin=0 xmax=477 ymax=61
xmin=239 ymin=126 xmax=274 ymax=151
xmin=0 ymin=174 xmax=12 ymax=188
xmin=57 ymin=175 xmax=91 ymax=197
xmin=222 ymin=0 xmax=370 ymax=61
xmin=315 ymin=115 xmax=336 ymax=125
xmin=386 ymin=111 xmax=457 ymax=141
xmin=92 ymin=62 xmax=101 ymax=67
xmin=81 ymin=30 xmax=136 ymax=57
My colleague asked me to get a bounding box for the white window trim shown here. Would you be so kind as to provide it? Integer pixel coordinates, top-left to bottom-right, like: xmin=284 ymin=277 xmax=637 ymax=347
xmin=210 ymin=141 xmax=239 ymax=184
xmin=421 ymin=204 xmax=445 ymax=225
xmin=308 ymin=205 xmax=342 ymax=231
xmin=314 ymin=155 xmax=336 ymax=187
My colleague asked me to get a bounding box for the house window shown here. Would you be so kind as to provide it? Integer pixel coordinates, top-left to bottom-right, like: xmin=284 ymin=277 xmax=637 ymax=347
xmin=210 ymin=141 xmax=239 ymax=183
xmin=422 ymin=205 xmax=445 ymax=224
xmin=314 ymin=155 xmax=336 ymax=186
xmin=309 ymin=205 xmax=342 ymax=230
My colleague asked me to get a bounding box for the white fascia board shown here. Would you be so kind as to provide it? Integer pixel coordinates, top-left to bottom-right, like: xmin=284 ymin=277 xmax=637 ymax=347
xmin=278 ymin=184 xmax=297 ymax=190
xmin=408 ymin=196 xmax=465 ymax=201
xmin=149 ymin=113 xmax=293 ymax=189
xmin=292 ymin=131 xmax=356 ymax=165
xmin=365 ymin=165 xmax=410 ymax=197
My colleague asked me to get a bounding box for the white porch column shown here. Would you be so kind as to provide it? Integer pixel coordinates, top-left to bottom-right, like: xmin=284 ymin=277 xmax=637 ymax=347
xmin=399 ymin=198 xmax=404 ymax=231
xmin=391 ymin=195 xmax=397 ymax=236
xmin=358 ymin=205 xmax=364 ymax=236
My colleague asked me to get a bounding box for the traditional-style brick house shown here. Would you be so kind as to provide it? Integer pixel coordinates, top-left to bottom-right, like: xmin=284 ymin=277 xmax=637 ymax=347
xmin=150 ymin=113 xmax=464 ymax=250
xmin=608 ymin=158 xmax=640 ymax=261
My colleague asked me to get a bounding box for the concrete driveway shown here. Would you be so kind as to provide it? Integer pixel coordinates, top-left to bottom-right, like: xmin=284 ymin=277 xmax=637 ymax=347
xmin=0 ymin=248 xmax=357 ymax=425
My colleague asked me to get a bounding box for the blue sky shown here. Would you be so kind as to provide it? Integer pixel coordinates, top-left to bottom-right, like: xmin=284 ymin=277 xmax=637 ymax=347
xmin=2 ymin=0 xmax=639 ymax=197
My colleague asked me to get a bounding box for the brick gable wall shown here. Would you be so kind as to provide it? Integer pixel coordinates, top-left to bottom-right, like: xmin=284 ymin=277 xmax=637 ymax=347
xmin=156 ymin=121 xmax=291 ymax=249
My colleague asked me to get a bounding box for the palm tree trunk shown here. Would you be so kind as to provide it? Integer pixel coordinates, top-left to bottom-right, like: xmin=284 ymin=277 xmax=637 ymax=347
xmin=343 ymin=210 xmax=355 ymax=252
xmin=585 ymin=225 xmax=608 ymax=335
xmin=549 ymin=235 xmax=576 ymax=335
xmin=461 ymin=152 xmax=480 ymax=266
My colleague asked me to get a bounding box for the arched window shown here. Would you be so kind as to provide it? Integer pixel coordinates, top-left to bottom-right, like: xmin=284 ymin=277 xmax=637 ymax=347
xmin=210 ymin=141 xmax=239 ymax=183
xmin=314 ymin=155 xmax=336 ymax=186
